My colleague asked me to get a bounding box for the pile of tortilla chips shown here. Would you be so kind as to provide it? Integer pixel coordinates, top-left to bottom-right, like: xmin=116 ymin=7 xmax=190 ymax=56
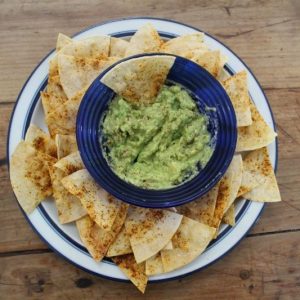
xmin=9 ymin=23 xmax=281 ymax=293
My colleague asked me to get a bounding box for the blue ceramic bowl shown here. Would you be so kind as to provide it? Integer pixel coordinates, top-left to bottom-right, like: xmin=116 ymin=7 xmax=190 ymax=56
xmin=76 ymin=53 xmax=237 ymax=208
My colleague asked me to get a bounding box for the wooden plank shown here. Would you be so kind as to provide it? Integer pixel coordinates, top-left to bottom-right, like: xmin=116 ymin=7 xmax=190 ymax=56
xmin=0 ymin=0 xmax=299 ymax=102
xmin=0 ymin=232 xmax=299 ymax=299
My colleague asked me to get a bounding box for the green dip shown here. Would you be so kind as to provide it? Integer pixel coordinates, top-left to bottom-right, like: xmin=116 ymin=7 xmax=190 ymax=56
xmin=102 ymin=85 xmax=213 ymax=189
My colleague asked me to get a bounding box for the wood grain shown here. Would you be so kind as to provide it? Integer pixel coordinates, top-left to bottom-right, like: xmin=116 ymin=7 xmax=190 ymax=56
xmin=1 ymin=0 xmax=300 ymax=298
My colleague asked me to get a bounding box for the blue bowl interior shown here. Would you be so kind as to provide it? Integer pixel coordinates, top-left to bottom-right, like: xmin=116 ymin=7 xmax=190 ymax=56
xmin=76 ymin=54 xmax=237 ymax=208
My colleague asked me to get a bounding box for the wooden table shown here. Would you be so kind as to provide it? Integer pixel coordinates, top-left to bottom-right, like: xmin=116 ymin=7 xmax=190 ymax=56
xmin=1 ymin=0 xmax=299 ymax=299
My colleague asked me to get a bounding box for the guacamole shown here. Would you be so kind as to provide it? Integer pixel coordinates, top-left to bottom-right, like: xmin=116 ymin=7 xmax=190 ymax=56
xmin=101 ymin=85 xmax=213 ymax=189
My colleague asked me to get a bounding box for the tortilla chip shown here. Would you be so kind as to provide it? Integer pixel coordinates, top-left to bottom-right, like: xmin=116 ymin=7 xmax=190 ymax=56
xmin=211 ymin=155 xmax=243 ymax=229
xmin=161 ymin=216 xmax=215 ymax=273
xmin=46 ymin=89 xmax=85 ymax=137
xmin=110 ymin=37 xmax=129 ymax=57
xmin=47 ymin=73 xmax=68 ymax=99
xmin=100 ymin=55 xmax=175 ymax=104
xmin=222 ymin=71 xmax=252 ymax=127
xmin=125 ymin=207 xmax=183 ymax=263
xmin=112 ymin=254 xmax=148 ymax=293
xmin=48 ymin=165 xmax=86 ymax=223
xmin=222 ymin=203 xmax=235 ymax=226
xmin=125 ymin=23 xmax=163 ymax=57
xmin=164 ymin=241 xmax=173 ymax=250
xmin=176 ymin=182 xmax=220 ymax=226
xmin=56 ymin=33 xmax=72 ymax=52
xmin=62 ymin=169 xmax=122 ymax=231
xmin=60 ymin=36 xmax=110 ymax=58
xmin=54 ymin=151 xmax=84 ymax=174
xmin=242 ymin=147 xmax=281 ymax=202
xmin=107 ymin=225 xmax=132 ymax=257
xmin=10 ymin=141 xmax=55 ymax=214
xmin=58 ymin=54 xmax=119 ymax=99
xmin=41 ymin=91 xmax=66 ymax=118
xmin=161 ymin=33 xmax=205 ymax=56
xmin=55 ymin=134 xmax=77 ymax=159
xmin=25 ymin=124 xmax=57 ymax=158
xmin=77 ymin=203 xmax=128 ymax=261
xmin=145 ymin=253 xmax=164 ymax=276
xmin=236 ymin=101 xmax=277 ymax=151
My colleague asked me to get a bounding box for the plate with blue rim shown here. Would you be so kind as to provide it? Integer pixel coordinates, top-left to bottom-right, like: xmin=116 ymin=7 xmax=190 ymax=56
xmin=7 ymin=17 xmax=277 ymax=282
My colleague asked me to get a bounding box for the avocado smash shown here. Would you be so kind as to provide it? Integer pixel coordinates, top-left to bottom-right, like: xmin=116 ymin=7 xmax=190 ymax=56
xmin=102 ymin=85 xmax=213 ymax=189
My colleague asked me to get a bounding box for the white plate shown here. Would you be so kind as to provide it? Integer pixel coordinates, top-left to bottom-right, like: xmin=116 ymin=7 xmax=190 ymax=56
xmin=7 ymin=17 xmax=277 ymax=282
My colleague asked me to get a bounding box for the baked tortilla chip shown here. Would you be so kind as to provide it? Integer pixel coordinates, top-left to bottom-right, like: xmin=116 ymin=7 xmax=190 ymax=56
xmin=56 ymin=33 xmax=72 ymax=52
xmin=100 ymin=55 xmax=175 ymax=104
xmin=222 ymin=71 xmax=252 ymax=127
xmin=41 ymin=91 xmax=66 ymax=118
xmin=161 ymin=32 xmax=205 ymax=56
xmin=55 ymin=134 xmax=77 ymax=159
xmin=176 ymin=182 xmax=220 ymax=226
xmin=211 ymin=155 xmax=243 ymax=229
xmin=107 ymin=225 xmax=132 ymax=257
xmin=112 ymin=254 xmax=148 ymax=293
xmin=58 ymin=54 xmax=119 ymax=99
xmin=62 ymin=169 xmax=122 ymax=231
xmin=236 ymin=101 xmax=277 ymax=151
xmin=125 ymin=23 xmax=163 ymax=57
xmin=77 ymin=203 xmax=128 ymax=261
xmin=10 ymin=141 xmax=55 ymax=214
xmin=110 ymin=37 xmax=129 ymax=57
xmin=161 ymin=216 xmax=215 ymax=273
xmin=242 ymin=147 xmax=281 ymax=202
xmin=25 ymin=124 xmax=57 ymax=158
xmin=222 ymin=203 xmax=235 ymax=226
xmin=54 ymin=151 xmax=84 ymax=174
xmin=125 ymin=207 xmax=183 ymax=263
xmin=145 ymin=253 xmax=164 ymax=276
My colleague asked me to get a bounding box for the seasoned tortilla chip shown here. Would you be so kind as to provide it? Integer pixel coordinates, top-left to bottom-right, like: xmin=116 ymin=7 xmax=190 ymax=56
xmin=176 ymin=182 xmax=220 ymax=226
xmin=107 ymin=225 xmax=132 ymax=257
xmin=164 ymin=240 xmax=173 ymax=250
xmin=77 ymin=203 xmax=128 ymax=261
xmin=41 ymin=91 xmax=66 ymax=118
xmin=100 ymin=55 xmax=175 ymax=104
xmin=236 ymin=101 xmax=277 ymax=151
xmin=211 ymin=155 xmax=243 ymax=229
xmin=47 ymin=73 xmax=68 ymax=99
xmin=60 ymin=36 xmax=110 ymax=58
xmin=145 ymin=253 xmax=164 ymax=276
xmin=48 ymin=165 xmax=86 ymax=223
xmin=55 ymin=134 xmax=77 ymax=159
xmin=125 ymin=207 xmax=183 ymax=263
xmin=125 ymin=23 xmax=163 ymax=57
xmin=56 ymin=33 xmax=72 ymax=52
xmin=222 ymin=203 xmax=235 ymax=226
xmin=222 ymin=71 xmax=252 ymax=127
xmin=25 ymin=124 xmax=57 ymax=158
xmin=58 ymin=54 xmax=119 ymax=99
xmin=110 ymin=37 xmax=129 ymax=57
xmin=242 ymin=147 xmax=281 ymax=202
xmin=10 ymin=141 xmax=55 ymax=214
xmin=161 ymin=32 xmax=205 ymax=56
xmin=62 ymin=169 xmax=122 ymax=231
xmin=54 ymin=151 xmax=84 ymax=174
xmin=161 ymin=217 xmax=215 ymax=273
xmin=112 ymin=254 xmax=148 ymax=293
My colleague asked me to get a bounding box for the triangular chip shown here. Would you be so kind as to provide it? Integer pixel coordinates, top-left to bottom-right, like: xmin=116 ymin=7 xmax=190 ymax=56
xmin=56 ymin=33 xmax=73 ymax=52
xmin=62 ymin=169 xmax=122 ymax=231
xmin=58 ymin=54 xmax=119 ymax=99
xmin=161 ymin=32 xmax=205 ymax=56
xmin=125 ymin=23 xmax=163 ymax=57
xmin=77 ymin=203 xmax=128 ymax=261
xmin=222 ymin=71 xmax=252 ymax=127
xmin=10 ymin=141 xmax=55 ymax=214
xmin=236 ymin=101 xmax=277 ymax=151
xmin=100 ymin=55 xmax=175 ymax=104
xmin=211 ymin=155 xmax=243 ymax=229
xmin=41 ymin=91 xmax=66 ymax=117
xmin=161 ymin=216 xmax=215 ymax=273
xmin=242 ymin=148 xmax=281 ymax=202
xmin=107 ymin=225 xmax=132 ymax=257
xmin=125 ymin=207 xmax=183 ymax=263
xmin=176 ymin=182 xmax=220 ymax=226
xmin=54 ymin=151 xmax=84 ymax=174
xmin=110 ymin=37 xmax=129 ymax=57
xmin=25 ymin=124 xmax=57 ymax=158
xmin=112 ymin=254 xmax=148 ymax=293
xmin=222 ymin=202 xmax=235 ymax=226
xmin=145 ymin=253 xmax=164 ymax=276
xmin=60 ymin=36 xmax=110 ymax=58
xmin=55 ymin=134 xmax=77 ymax=159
